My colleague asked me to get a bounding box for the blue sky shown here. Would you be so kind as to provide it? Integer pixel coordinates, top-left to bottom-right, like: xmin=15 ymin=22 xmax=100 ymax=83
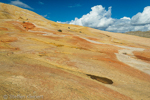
xmin=1 ymin=0 xmax=150 ymax=32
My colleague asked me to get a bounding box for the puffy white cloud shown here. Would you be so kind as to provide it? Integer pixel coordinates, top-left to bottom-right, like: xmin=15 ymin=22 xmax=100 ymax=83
xmin=121 ymin=16 xmax=131 ymax=20
xmin=106 ymin=17 xmax=132 ymax=32
xmin=10 ymin=0 xmax=33 ymax=10
xmin=70 ymin=5 xmax=114 ymax=30
xmin=131 ymin=6 xmax=150 ymax=25
xmin=68 ymin=5 xmax=150 ymax=33
xmin=106 ymin=16 xmax=150 ymax=33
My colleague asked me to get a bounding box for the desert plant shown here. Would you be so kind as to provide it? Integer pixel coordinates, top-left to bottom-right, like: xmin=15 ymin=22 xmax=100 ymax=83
xmin=58 ymin=29 xmax=62 ymax=32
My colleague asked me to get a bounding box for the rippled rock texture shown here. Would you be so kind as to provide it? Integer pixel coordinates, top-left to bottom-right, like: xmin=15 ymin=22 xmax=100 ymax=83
xmin=0 ymin=3 xmax=150 ymax=100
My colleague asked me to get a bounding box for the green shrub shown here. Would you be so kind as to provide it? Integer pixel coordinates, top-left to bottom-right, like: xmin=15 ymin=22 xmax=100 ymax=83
xmin=58 ymin=29 xmax=62 ymax=32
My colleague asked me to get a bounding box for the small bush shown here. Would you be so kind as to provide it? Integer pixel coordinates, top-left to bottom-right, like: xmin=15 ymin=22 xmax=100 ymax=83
xmin=58 ymin=29 xmax=62 ymax=32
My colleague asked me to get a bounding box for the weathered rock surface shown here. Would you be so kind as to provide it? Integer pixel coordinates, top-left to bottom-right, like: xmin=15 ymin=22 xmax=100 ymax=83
xmin=0 ymin=3 xmax=150 ymax=100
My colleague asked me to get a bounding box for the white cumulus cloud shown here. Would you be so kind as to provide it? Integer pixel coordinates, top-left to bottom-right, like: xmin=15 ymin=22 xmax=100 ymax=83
xmin=121 ymin=16 xmax=131 ymax=20
xmin=70 ymin=5 xmax=114 ymax=30
xmin=131 ymin=6 xmax=150 ymax=25
xmin=10 ymin=0 xmax=33 ymax=10
xmin=106 ymin=17 xmax=132 ymax=32
xmin=68 ymin=5 xmax=150 ymax=33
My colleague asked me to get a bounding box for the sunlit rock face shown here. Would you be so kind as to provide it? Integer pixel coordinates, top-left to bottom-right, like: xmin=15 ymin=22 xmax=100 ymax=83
xmin=0 ymin=3 xmax=150 ymax=100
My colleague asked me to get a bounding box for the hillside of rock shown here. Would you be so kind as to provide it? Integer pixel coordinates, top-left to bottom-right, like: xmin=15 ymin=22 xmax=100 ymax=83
xmin=0 ymin=3 xmax=150 ymax=100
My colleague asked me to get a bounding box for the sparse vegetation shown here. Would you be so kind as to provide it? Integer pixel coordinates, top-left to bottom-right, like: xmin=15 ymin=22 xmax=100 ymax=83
xmin=58 ymin=29 xmax=62 ymax=32
xmin=123 ymin=52 xmax=127 ymax=55
xmin=125 ymin=31 xmax=150 ymax=38
xmin=19 ymin=17 xmax=23 ymax=19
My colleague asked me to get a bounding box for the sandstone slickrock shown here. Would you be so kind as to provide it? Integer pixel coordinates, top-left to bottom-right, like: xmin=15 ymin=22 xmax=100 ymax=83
xmin=0 ymin=3 xmax=150 ymax=100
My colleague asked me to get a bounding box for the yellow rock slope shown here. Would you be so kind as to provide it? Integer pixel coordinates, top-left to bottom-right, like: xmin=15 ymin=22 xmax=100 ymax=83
xmin=0 ymin=3 xmax=150 ymax=100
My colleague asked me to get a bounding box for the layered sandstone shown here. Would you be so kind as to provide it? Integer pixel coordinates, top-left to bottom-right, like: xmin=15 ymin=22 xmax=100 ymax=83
xmin=0 ymin=3 xmax=150 ymax=100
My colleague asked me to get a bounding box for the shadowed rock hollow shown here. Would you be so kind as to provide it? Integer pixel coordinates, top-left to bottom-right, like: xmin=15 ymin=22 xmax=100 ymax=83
xmin=86 ymin=74 xmax=113 ymax=84
xmin=0 ymin=3 xmax=150 ymax=100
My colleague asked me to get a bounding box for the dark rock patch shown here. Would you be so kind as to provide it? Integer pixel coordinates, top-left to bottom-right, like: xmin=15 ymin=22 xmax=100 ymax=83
xmin=86 ymin=74 xmax=113 ymax=84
